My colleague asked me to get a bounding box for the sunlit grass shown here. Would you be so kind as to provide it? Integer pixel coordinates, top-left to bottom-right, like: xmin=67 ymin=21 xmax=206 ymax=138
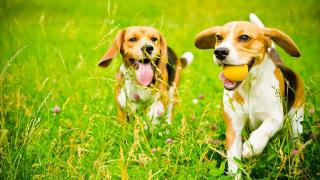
xmin=0 ymin=0 xmax=319 ymax=179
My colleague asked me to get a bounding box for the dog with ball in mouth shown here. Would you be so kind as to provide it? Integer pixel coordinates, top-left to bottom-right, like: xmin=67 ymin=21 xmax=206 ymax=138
xmin=194 ymin=14 xmax=304 ymax=178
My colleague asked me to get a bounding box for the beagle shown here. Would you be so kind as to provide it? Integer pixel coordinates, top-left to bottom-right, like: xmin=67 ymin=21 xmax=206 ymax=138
xmin=98 ymin=26 xmax=193 ymax=125
xmin=194 ymin=14 xmax=304 ymax=177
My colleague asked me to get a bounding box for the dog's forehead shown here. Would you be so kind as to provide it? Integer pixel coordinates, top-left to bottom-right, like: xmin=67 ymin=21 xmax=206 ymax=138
xmin=124 ymin=26 xmax=159 ymax=36
xmin=221 ymin=21 xmax=262 ymax=34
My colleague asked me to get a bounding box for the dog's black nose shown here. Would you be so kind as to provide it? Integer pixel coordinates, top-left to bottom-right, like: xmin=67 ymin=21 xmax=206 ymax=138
xmin=214 ymin=47 xmax=229 ymax=60
xmin=142 ymin=44 xmax=154 ymax=55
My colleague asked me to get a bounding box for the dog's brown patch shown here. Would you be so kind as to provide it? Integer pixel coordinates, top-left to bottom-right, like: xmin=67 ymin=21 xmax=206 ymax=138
xmin=115 ymin=73 xmax=127 ymax=124
xmin=293 ymin=75 xmax=305 ymax=108
xmin=274 ymin=67 xmax=285 ymax=97
xmin=276 ymin=64 xmax=305 ymax=112
xmin=233 ymin=91 xmax=244 ymax=105
xmin=269 ymin=47 xmax=284 ymax=64
xmin=224 ymin=111 xmax=235 ymax=149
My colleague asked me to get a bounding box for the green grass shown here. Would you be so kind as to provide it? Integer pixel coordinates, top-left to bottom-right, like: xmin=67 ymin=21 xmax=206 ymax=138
xmin=1 ymin=0 xmax=320 ymax=179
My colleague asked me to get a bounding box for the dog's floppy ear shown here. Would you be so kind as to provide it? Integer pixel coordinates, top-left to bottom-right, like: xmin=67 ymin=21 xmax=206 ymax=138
xmin=194 ymin=27 xmax=220 ymax=49
xmin=159 ymin=32 xmax=168 ymax=64
xmin=98 ymin=29 xmax=125 ymax=67
xmin=264 ymin=28 xmax=301 ymax=57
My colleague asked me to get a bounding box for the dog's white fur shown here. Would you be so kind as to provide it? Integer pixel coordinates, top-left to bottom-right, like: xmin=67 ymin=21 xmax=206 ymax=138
xmin=224 ymin=17 xmax=303 ymax=178
xmin=117 ymin=52 xmax=193 ymax=125
xmin=194 ymin=14 xmax=304 ymax=179
xmin=98 ymin=26 xmax=193 ymax=125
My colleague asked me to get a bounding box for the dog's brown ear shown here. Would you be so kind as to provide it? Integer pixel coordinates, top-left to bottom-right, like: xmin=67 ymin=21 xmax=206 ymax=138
xmin=264 ymin=28 xmax=301 ymax=57
xmin=98 ymin=29 xmax=125 ymax=67
xmin=159 ymin=32 xmax=168 ymax=64
xmin=194 ymin=27 xmax=220 ymax=49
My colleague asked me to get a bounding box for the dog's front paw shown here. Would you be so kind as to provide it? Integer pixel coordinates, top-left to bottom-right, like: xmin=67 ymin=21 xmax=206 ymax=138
xmin=148 ymin=101 xmax=164 ymax=125
xmin=242 ymin=140 xmax=265 ymax=158
xmin=242 ymin=141 xmax=254 ymax=158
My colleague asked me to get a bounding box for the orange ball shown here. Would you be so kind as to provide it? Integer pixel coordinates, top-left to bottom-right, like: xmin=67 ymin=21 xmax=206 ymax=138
xmin=223 ymin=65 xmax=249 ymax=81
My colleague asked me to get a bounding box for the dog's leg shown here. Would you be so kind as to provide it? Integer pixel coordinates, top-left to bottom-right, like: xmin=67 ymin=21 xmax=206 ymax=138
xmin=117 ymin=106 xmax=127 ymax=124
xmin=242 ymin=115 xmax=283 ymax=158
xmin=289 ymin=75 xmax=304 ymax=138
xmin=223 ymin=108 xmax=245 ymax=179
xmin=289 ymin=106 xmax=304 ymax=138
xmin=148 ymin=100 xmax=165 ymax=125
xmin=115 ymin=73 xmax=128 ymax=124
xmin=116 ymin=91 xmax=127 ymax=124
xmin=165 ymin=85 xmax=176 ymax=124
xmin=155 ymin=72 xmax=169 ymax=125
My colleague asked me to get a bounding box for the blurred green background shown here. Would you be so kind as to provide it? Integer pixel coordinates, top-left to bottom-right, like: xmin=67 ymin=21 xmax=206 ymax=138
xmin=0 ymin=0 xmax=319 ymax=179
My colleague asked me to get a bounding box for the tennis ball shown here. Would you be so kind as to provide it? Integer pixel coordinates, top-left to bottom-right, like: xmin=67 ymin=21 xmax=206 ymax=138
xmin=223 ymin=65 xmax=249 ymax=81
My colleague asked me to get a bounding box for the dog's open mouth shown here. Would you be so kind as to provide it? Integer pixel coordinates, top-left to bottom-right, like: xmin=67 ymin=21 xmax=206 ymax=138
xmin=219 ymin=59 xmax=255 ymax=91
xmin=219 ymin=73 xmax=242 ymax=90
xmin=129 ymin=58 xmax=155 ymax=86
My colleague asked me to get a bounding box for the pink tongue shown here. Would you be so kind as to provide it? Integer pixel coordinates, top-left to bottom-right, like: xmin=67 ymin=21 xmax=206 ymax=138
xmin=219 ymin=72 xmax=236 ymax=87
xmin=135 ymin=62 xmax=154 ymax=86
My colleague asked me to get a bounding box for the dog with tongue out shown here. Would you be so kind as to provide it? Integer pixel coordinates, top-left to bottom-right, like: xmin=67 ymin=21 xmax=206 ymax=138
xmin=135 ymin=59 xmax=154 ymax=86
xmin=98 ymin=26 xmax=193 ymax=125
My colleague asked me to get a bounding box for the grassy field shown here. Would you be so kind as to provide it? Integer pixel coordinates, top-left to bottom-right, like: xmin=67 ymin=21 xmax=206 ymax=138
xmin=1 ymin=0 xmax=319 ymax=179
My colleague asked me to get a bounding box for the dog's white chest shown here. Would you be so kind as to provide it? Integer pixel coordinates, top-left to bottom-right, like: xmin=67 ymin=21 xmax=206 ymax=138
xmin=233 ymin=58 xmax=284 ymax=130
xmin=117 ymin=66 xmax=157 ymax=111
xmin=124 ymin=78 xmax=155 ymax=103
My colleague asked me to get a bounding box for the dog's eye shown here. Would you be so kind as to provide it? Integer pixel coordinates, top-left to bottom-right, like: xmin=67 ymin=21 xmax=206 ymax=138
xmin=216 ymin=35 xmax=223 ymax=42
xmin=129 ymin=37 xmax=137 ymax=42
xmin=239 ymin=35 xmax=250 ymax=42
xmin=151 ymin=37 xmax=158 ymax=42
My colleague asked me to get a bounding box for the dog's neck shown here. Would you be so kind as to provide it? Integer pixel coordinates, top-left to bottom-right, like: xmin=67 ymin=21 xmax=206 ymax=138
xmin=119 ymin=64 xmax=158 ymax=104
xmin=240 ymin=54 xmax=276 ymax=93
xmin=250 ymin=54 xmax=273 ymax=76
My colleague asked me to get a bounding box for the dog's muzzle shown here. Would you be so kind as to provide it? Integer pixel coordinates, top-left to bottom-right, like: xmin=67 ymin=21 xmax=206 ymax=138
xmin=214 ymin=47 xmax=229 ymax=60
xmin=141 ymin=44 xmax=154 ymax=55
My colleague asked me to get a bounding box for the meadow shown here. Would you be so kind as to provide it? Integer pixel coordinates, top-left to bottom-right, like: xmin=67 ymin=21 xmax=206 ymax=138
xmin=0 ymin=0 xmax=319 ymax=179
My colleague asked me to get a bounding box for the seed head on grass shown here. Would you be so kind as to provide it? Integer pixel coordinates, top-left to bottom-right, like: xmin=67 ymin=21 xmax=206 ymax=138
xmin=309 ymin=133 xmax=317 ymax=140
xmin=151 ymin=148 xmax=157 ymax=154
xmin=191 ymin=113 xmax=196 ymax=120
xmin=209 ymin=123 xmax=217 ymax=131
xmin=292 ymin=149 xmax=299 ymax=156
xmin=199 ymin=94 xmax=204 ymax=100
xmin=309 ymin=107 xmax=315 ymax=115
xmin=52 ymin=105 xmax=61 ymax=113
xmin=165 ymin=138 xmax=173 ymax=145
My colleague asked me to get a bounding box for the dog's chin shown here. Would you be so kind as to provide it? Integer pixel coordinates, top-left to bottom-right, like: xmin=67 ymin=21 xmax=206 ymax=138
xmin=213 ymin=58 xmax=223 ymax=66
xmin=219 ymin=58 xmax=255 ymax=91
xmin=219 ymin=73 xmax=242 ymax=91
xmin=225 ymin=81 xmax=242 ymax=91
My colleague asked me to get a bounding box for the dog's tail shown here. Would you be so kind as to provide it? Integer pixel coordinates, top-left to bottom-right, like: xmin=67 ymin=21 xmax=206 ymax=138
xmin=249 ymin=13 xmax=275 ymax=49
xmin=249 ymin=13 xmax=265 ymax=28
xmin=180 ymin=51 xmax=193 ymax=68
xmin=249 ymin=13 xmax=283 ymax=64
xmin=169 ymin=51 xmax=193 ymax=88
